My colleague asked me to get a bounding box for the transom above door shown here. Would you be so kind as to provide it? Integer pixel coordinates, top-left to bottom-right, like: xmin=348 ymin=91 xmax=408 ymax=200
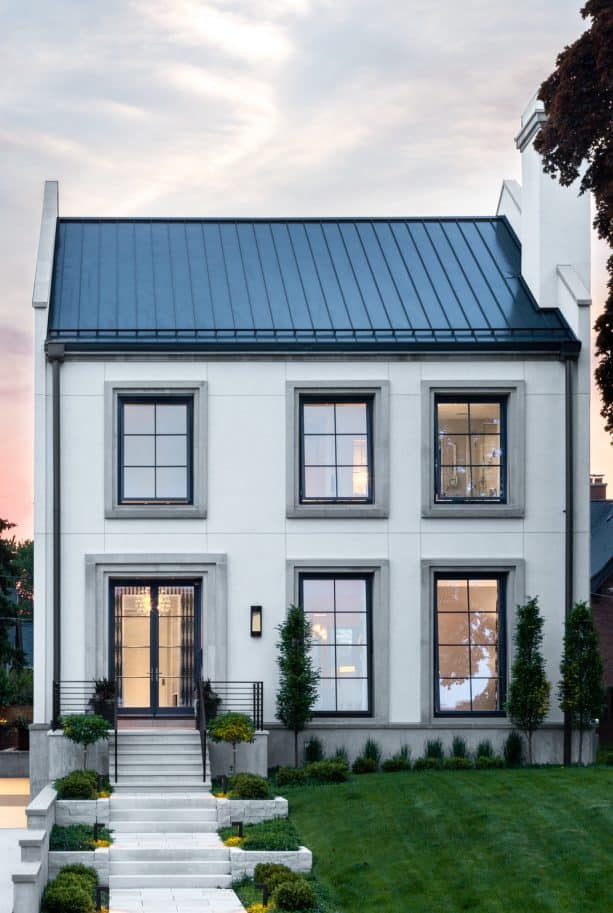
xmin=111 ymin=580 xmax=200 ymax=716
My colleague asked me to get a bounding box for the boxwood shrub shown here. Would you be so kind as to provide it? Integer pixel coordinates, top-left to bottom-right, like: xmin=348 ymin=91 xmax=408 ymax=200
xmin=276 ymin=766 xmax=307 ymax=787
xmin=228 ymin=772 xmax=269 ymax=798
xmin=352 ymin=756 xmax=377 ymax=774
xmin=476 ymin=754 xmax=505 ymax=769
xmin=414 ymin=756 xmax=442 ymax=771
xmin=53 ymin=770 xmax=98 ymax=800
xmin=305 ymin=759 xmax=349 ymax=783
xmin=253 ymin=862 xmax=301 ymax=893
xmin=273 ymin=878 xmax=316 ymax=911
xmin=41 ymin=865 xmax=98 ymax=913
xmin=443 ymin=756 xmax=473 ymax=770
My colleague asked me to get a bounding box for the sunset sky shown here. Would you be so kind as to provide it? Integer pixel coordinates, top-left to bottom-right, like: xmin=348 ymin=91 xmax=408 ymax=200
xmin=0 ymin=0 xmax=610 ymax=539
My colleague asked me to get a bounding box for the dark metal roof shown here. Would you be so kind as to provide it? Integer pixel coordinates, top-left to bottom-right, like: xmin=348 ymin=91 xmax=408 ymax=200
xmin=47 ymin=217 xmax=579 ymax=353
xmin=591 ymin=499 xmax=613 ymax=591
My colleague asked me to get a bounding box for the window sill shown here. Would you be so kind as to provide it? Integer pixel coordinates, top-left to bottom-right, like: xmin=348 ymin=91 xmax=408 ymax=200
xmin=287 ymin=504 xmax=388 ymax=519
xmin=105 ymin=504 xmax=207 ymax=519
xmin=422 ymin=504 xmax=524 ymax=519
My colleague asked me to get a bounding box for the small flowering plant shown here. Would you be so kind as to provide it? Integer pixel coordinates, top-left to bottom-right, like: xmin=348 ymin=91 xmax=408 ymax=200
xmin=223 ymin=835 xmax=244 ymax=847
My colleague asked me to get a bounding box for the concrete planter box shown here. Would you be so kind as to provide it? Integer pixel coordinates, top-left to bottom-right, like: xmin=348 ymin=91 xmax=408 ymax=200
xmin=49 ymin=848 xmax=109 ymax=885
xmin=230 ymin=846 xmax=312 ymax=881
xmin=0 ymin=748 xmax=29 ymax=777
xmin=56 ymin=798 xmax=110 ymax=826
xmin=217 ymin=797 xmax=288 ymax=827
xmin=209 ymin=731 xmax=269 ymax=778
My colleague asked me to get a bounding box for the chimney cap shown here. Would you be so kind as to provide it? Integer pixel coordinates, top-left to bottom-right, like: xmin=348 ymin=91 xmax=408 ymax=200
xmin=515 ymin=96 xmax=546 ymax=152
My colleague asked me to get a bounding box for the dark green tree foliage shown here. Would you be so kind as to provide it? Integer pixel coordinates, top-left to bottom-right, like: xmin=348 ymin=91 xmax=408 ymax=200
xmin=276 ymin=604 xmax=319 ymax=767
xmin=0 ymin=518 xmax=24 ymax=667
xmin=558 ymin=602 xmax=605 ymax=764
xmin=505 ymin=597 xmax=550 ymax=764
xmin=534 ymin=1 xmax=613 ymax=438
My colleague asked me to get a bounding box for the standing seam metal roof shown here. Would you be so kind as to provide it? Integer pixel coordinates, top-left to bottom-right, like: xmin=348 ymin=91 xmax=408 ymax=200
xmin=47 ymin=216 xmax=578 ymax=351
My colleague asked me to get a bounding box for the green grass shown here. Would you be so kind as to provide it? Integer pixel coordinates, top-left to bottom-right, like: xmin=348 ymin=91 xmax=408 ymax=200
xmin=285 ymin=768 xmax=613 ymax=913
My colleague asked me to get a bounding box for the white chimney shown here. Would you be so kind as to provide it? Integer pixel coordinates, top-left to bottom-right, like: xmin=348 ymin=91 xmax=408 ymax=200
xmin=512 ymin=96 xmax=591 ymax=328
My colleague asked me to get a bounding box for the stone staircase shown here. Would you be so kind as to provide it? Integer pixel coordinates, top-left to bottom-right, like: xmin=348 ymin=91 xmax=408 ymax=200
xmin=110 ymin=729 xmax=211 ymax=792
xmin=109 ymin=794 xmax=231 ymax=890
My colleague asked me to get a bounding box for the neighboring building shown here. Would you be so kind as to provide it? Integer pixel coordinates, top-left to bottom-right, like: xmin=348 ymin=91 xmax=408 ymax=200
xmin=590 ymin=476 xmax=613 ymax=745
xmin=30 ymin=97 xmax=592 ymax=792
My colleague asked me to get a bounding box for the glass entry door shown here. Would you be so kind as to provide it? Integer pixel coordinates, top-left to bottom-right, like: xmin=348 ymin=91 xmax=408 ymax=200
xmin=112 ymin=581 xmax=199 ymax=715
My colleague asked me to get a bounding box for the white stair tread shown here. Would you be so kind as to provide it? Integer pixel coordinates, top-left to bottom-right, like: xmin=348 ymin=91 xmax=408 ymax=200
xmin=109 ymin=888 xmax=244 ymax=913
xmin=113 ymin=834 xmax=224 ymax=849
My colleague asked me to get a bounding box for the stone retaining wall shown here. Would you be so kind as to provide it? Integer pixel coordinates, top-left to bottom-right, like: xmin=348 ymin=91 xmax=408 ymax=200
xmin=217 ymin=796 xmax=288 ymax=827
xmin=55 ymin=798 xmax=110 ymax=826
xmin=48 ymin=848 xmax=109 ymax=885
xmin=230 ymin=846 xmax=312 ymax=881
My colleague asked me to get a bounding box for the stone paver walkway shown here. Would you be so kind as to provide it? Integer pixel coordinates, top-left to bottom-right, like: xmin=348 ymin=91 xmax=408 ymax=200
xmin=110 ymin=888 xmax=245 ymax=913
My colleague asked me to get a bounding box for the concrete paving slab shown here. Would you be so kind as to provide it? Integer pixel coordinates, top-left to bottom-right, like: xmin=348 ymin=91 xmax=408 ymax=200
xmin=0 ymin=829 xmax=28 ymax=913
xmin=110 ymin=888 xmax=244 ymax=913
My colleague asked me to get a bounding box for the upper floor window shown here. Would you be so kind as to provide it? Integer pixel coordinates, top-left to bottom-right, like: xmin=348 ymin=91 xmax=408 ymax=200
xmin=434 ymin=574 xmax=505 ymax=715
xmin=286 ymin=381 xmax=390 ymax=519
xmin=119 ymin=398 xmax=192 ymax=503
xmin=300 ymin=398 xmax=373 ymax=504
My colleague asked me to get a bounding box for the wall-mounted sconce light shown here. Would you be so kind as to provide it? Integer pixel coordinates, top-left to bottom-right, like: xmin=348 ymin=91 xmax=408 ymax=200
xmin=250 ymin=605 xmax=263 ymax=637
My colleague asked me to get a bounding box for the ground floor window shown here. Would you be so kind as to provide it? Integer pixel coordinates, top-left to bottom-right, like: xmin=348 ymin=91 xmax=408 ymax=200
xmin=300 ymin=573 xmax=371 ymax=715
xmin=434 ymin=574 xmax=505 ymax=715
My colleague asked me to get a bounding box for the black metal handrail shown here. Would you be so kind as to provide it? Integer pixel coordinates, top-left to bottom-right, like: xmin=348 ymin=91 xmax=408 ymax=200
xmin=195 ymin=680 xmax=208 ymax=784
xmin=52 ymin=680 xmax=97 ymax=721
xmin=206 ymin=681 xmax=264 ymax=731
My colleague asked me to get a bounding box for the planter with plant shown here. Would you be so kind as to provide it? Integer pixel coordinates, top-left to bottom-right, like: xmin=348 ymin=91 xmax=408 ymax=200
xmin=13 ymin=713 xmax=30 ymax=750
xmin=88 ymin=679 xmax=115 ymax=725
xmin=201 ymin=679 xmax=222 ymax=720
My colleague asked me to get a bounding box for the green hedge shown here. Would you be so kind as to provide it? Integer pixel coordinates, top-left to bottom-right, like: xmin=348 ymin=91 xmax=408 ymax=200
xmin=49 ymin=824 xmax=112 ymax=851
xmin=221 ymin=817 xmax=301 ymax=851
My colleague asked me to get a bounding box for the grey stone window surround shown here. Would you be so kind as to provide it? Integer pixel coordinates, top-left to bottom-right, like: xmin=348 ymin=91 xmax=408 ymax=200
xmin=421 ymin=380 xmax=525 ymax=518
xmin=420 ymin=558 xmax=525 ymax=724
xmin=286 ymin=381 xmax=390 ymax=518
xmin=287 ymin=558 xmax=390 ymax=722
xmin=105 ymin=381 xmax=207 ymax=518
xmin=84 ymin=553 xmax=227 ymax=683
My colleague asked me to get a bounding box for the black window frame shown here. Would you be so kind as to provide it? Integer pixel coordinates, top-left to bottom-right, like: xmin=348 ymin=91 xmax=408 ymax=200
xmin=118 ymin=395 xmax=194 ymax=505
xmin=433 ymin=572 xmax=507 ymax=717
xmin=299 ymin=395 xmax=374 ymax=505
xmin=434 ymin=394 xmax=507 ymax=504
xmin=300 ymin=572 xmax=373 ymax=718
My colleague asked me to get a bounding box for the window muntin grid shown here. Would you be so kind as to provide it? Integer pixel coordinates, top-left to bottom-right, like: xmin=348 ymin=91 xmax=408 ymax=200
xmin=301 ymin=575 xmax=371 ymax=715
xmin=434 ymin=575 xmax=505 ymax=715
xmin=435 ymin=397 xmax=506 ymax=503
xmin=300 ymin=398 xmax=373 ymax=503
xmin=119 ymin=398 xmax=193 ymax=503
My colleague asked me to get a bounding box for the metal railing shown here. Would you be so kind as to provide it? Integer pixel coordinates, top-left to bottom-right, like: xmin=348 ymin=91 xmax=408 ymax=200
xmin=52 ymin=680 xmax=97 ymax=723
xmin=195 ymin=680 xmax=208 ymax=783
xmin=206 ymin=681 xmax=264 ymax=731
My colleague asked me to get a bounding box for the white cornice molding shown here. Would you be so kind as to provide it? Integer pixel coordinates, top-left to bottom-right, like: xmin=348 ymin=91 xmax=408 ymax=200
xmin=557 ymin=265 xmax=591 ymax=307
xmin=515 ymin=101 xmax=547 ymax=152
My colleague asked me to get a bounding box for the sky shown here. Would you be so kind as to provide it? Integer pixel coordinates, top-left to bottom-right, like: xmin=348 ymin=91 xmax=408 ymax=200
xmin=0 ymin=0 xmax=610 ymax=539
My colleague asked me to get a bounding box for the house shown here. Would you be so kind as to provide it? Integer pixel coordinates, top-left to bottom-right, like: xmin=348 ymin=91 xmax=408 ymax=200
xmin=590 ymin=475 xmax=613 ymax=745
xmin=30 ymin=96 xmax=592 ymax=796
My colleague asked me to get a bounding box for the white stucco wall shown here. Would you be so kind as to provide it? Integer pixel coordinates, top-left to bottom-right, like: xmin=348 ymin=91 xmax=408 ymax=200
xmin=34 ymin=352 xmax=589 ymax=729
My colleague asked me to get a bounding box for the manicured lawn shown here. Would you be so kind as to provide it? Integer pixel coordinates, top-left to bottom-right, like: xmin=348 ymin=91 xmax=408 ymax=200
xmin=286 ymin=768 xmax=613 ymax=913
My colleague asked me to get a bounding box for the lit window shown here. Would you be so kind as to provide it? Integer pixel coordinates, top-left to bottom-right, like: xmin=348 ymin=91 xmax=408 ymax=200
xmin=435 ymin=397 xmax=506 ymax=503
xmin=435 ymin=575 xmax=505 ymax=714
xmin=300 ymin=398 xmax=372 ymax=503
xmin=301 ymin=575 xmax=371 ymax=715
xmin=119 ymin=398 xmax=192 ymax=503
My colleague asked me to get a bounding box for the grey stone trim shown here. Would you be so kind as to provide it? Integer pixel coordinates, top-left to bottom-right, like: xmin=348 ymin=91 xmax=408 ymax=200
xmin=104 ymin=381 xmax=207 ymax=518
xmin=84 ymin=553 xmax=227 ymax=682
xmin=286 ymin=380 xmax=390 ymax=518
xmin=421 ymin=379 xmax=526 ymax=518
xmin=287 ymin=558 xmax=390 ymax=722
xmin=420 ymin=557 xmax=525 ymax=723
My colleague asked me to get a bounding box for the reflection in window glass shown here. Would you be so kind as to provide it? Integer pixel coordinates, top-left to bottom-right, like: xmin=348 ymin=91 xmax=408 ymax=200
xmin=302 ymin=575 xmax=370 ymax=714
xmin=301 ymin=399 xmax=372 ymax=502
xmin=120 ymin=399 xmax=191 ymax=503
xmin=435 ymin=576 xmax=503 ymax=713
xmin=436 ymin=398 xmax=505 ymax=502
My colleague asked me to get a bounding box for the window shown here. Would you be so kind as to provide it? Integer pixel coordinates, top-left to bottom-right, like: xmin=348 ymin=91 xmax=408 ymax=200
xmin=105 ymin=382 xmax=207 ymax=519
xmin=300 ymin=398 xmax=372 ymax=503
xmin=286 ymin=381 xmax=389 ymax=518
xmin=119 ymin=398 xmax=192 ymax=503
xmin=435 ymin=396 xmax=506 ymax=503
xmin=434 ymin=574 xmax=505 ymax=715
xmin=301 ymin=574 xmax=371 ymax=715
xmin=421 ymin=381 xmax=525 ymax=518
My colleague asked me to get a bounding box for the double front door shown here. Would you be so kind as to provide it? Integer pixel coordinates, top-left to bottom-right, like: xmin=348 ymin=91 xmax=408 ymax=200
xmin=112 ymin=581 xmax=200 ymax=715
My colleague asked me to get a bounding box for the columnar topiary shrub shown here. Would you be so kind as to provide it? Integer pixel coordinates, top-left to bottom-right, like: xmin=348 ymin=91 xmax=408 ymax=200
xmin=208 ymin=711 xmax=255 ymax=774
xmin=505 ymin=596 xmax=550 ymax=764
xmin=276 ymin=604 xmax=319 ymax=768
xmin=59 ymin=715 xmax=110 ymax=770
xmin=558 ymin=601 xmax=605 ymax=764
